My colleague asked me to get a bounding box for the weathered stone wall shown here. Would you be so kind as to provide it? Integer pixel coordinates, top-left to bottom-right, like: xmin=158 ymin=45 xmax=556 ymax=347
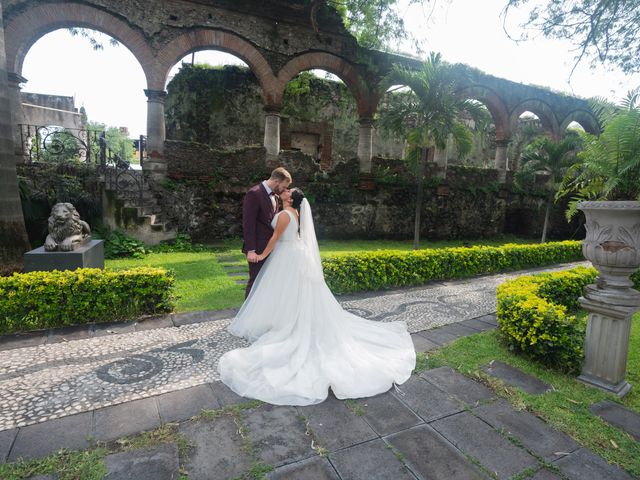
xmin=158 ymin=140 xmax=581 ymax=242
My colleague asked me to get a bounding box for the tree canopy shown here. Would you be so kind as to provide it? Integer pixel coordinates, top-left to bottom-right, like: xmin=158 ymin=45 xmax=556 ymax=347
xmin=502 ymin=0 xmax=640 ymax=74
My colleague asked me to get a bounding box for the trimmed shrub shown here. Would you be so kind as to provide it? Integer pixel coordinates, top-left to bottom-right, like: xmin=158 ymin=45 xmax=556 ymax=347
xmin=0 ymin=267 xmax=175 ymax=334
xmin=322 ymin=240 xmax=583 ymax=294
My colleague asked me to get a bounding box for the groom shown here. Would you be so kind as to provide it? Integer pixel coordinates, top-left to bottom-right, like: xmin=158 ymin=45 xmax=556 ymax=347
xmin=242 ymin=167 xmax=292 ymax=297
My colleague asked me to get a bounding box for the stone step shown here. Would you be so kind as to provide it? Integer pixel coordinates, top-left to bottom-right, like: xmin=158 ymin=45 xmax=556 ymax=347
xmin=481 ymin=360 xmax=551 ymax=395
xmin=589 ymin=400 xmax=640 ymax=441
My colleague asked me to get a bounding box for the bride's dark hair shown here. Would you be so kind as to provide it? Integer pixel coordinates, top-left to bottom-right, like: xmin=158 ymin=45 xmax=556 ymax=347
xmin=290 ymin=188 xmax=305 ymax=235
xmin=290 ymin=188 xmax=305 ymax=210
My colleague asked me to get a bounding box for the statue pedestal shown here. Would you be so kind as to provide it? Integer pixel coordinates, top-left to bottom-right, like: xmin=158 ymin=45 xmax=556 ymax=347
xmin=24 ymin=240 xmax=105 ymax=272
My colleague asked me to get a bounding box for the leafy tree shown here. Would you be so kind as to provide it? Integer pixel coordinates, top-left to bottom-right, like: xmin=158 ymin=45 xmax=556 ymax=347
xmin=309 ymin=0 xmax=432 ymax=51
xmin=378 ymin=52 xmax=480 ymax=249
xmin=518 ymin=133 xmax=582 ymax=242
xmin=558 ymin=89 xmax=640 ymax=217
xmin=502 ymin=0 xmax=640 ymax=74
xmin=86 ymin=121 xmax=134 ymax=162
xmin=67 ymin=28 xmax=119 ymax=50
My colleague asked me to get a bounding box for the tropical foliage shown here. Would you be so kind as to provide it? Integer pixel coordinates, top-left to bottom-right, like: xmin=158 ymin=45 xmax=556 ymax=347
xmin=378 ymin=52 xmax=482 ymax=248
xmin=518 ymin=133 xmax=582 ymax=241
xmin=558 ymin=89 xmax=640 ymax=218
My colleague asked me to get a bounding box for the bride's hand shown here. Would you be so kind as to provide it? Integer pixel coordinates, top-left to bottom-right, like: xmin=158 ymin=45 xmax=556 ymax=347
xmin=257 ymin=254 xmax=265 ymax=262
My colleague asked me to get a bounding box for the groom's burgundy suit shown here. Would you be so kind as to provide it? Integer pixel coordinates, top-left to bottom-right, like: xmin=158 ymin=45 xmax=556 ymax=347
xmin=242 ymin=182 xmax=277 ymax=297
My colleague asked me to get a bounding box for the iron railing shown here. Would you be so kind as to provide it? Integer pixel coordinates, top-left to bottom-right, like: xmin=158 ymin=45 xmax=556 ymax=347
xmin=18 ymin=124 xmax=148 ymax=210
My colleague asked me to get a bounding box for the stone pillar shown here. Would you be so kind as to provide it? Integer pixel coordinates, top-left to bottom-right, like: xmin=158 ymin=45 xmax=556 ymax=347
xmin=6 ymin=72 xmax=25 ymax=160
xmin=144 ymin=89 xmax=167 ymax=179
xmin=495 ymin=139 xmax=509 ymax=182
xmin=357 ymin=117 xmax=373 ymax=174
xmin=263 ymin=107 xmax=281 ymax=159
xmin=0 ymin=2 xmax=31 ymax=270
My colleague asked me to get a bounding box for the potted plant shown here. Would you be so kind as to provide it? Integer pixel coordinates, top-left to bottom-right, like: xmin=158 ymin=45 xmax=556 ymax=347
xmin=558 ymin=90 xmax=640 ymax=395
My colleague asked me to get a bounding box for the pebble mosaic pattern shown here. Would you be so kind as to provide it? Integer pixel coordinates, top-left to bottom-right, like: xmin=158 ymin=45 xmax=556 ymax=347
xmin=0 ymin=262 xmax=586 ymax=432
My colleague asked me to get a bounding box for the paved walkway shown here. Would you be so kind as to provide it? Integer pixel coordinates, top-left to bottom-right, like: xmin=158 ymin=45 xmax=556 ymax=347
xmin=0 ymin=261 xmax=636 ymax=479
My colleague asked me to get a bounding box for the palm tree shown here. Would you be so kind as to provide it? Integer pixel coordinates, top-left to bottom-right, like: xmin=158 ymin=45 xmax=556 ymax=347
xmin=378 ymin=53 xmax=479 ymax=249
xmin=519 ymin=133 xmax=582 ymax=243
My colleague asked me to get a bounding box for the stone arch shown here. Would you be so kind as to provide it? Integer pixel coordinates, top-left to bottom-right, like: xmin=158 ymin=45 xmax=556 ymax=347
xmin=4 ymin=2 xmax=155 ymax=87
xmin=509 ymin=99 xmax=560 ymax=139
xmin=154 ymin=29 xmax=275 ymax=97
xmin=559 ymin=109 xmax=600 ymax=135
xmin=275 ymin=52 xmax=373 ymax=117
xmin=457 ymin=85 xmax=510 ymax=139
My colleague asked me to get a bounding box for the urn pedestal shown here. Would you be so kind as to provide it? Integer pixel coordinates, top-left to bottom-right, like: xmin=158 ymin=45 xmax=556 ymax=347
xmin=577 ymin=201 xmax=640 ymax=397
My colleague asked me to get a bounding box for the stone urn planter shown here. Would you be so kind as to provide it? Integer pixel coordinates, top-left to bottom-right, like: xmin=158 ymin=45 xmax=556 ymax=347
xmin=577 ymin=200 xmax=640 ymax=397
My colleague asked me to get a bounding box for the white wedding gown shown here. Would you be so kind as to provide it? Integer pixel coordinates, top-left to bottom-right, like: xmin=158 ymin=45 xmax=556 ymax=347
xmin=218 ymin=201 xmax=415 ymax=406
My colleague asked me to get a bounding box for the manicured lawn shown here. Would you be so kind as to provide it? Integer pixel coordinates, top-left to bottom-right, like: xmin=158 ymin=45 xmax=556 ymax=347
xmin=415 ymin=313 xmax=640 ymax=477
xmin=106 ymin=252 xmax=245 ymax=312
xmin=105 ymin=236 xmax=540 ymax=313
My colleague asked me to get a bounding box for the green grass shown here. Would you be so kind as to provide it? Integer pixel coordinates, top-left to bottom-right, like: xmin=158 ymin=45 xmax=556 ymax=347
xmin=106 ymin=252 xmax=245 ymax=312
xmin=105 ymin=237 xmax=540 ymax=313
xmin=416 ymin=313 xmax=640 ymax=477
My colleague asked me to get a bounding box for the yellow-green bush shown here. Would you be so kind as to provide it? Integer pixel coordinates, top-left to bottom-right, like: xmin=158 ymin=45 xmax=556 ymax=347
xmin=0 ymin=267 xmax=175 ymax=334
xmin=323 ymin=240 xmax=583 ymax=294
xmin=497 ymin=267 xmax=598 ymax=372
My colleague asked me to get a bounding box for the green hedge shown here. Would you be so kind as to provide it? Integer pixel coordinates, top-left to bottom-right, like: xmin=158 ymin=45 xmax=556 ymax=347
xmin=497 ymin=267 xmax=640 ymax=373
xmin=0 ymin=267 xmax=175 ymax=334
xmin=322 ymin=240 xmax=583 ymax=294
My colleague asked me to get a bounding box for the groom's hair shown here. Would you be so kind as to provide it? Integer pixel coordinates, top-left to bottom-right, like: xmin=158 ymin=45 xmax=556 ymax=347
xmin=270 ymin=167 xmax=292 ymax=183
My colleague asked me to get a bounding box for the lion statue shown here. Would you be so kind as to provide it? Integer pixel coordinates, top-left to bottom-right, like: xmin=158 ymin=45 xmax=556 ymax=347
xmin=44 ymin=203 xmax=91 ymax=252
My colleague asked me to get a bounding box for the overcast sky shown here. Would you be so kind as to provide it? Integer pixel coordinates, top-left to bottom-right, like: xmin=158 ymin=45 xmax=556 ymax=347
xmin=20 ymin=0 xmax=640 ymax=137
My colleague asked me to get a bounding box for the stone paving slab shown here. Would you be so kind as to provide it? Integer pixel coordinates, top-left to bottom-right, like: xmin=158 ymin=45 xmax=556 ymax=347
xmin=354 ymin=391 xmax=423 ymax=436
xmin=329 ymin=438 xmax=416 ymax=480
xmin=93 ymin=397 xmax=161 ymax=442
xmin=0 ymin=428 xmax=17 ymax=462
xmin=134 ymin=316 xmax=175 ymax=332
xmin=420 ymin=367 xmax=495 ymax=406
xmin=298 ymin=395 xmax=377 ymax=452
xmin=476 ymin=314 xmax=498 ymax=326
xmin=459 ymin=317 xmax=497 ymax=332
xmin=589 ymin=400 xmax=640 ymax=441
xmin=553 ymin=447 xmax=636 ymax=480
xmin=473 ymin=399 xmax=579 ymax=461
xmin=210 ymin=381 xmax=255 ymax=407
xmin=0 ymin=331 xmax=47 ymax=351
xmin=415 ymin=327 xmax=460 ymax=346
xmin=410 ymin=333 xmax=440 ymax=352
xmin=267 ymin=456 xmax=340 ymax=480
xmin=179 ymin=415 xmax=254 ymax=480
xmin=385 ymin=424 xmax=488 ymax=480
xmin=157 ymin=383 xmax=220 ymax=423
xmin=45 ymin=325 xmax=95 ymax=344
xmin=104 ymin=443 xmax=179 ymax=480
xmin=392 ymin=375 xmax=463 ymax=422
xmin=9 ymin=412 xmax=92 ymax=461
xmin=435 ymin=322 xmax=481 ymax=338
xmin=481 ymin=360 xmax=551 ymax=395
xmin=530 ymin=468 xmax=563 ymax=480
xmin=244 ymin=404 xmax=315 ymax=467
xmin=431 ymin=411 xmax=540 ymax=479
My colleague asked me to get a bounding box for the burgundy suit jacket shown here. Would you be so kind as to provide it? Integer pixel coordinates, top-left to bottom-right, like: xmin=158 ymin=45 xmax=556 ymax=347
xmin=242 ymin=183 xmax=276 ymax=254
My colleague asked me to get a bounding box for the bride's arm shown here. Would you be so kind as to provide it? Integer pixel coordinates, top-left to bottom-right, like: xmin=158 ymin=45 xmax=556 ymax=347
xmin=257 ymin=213 xmax=291 ymax=261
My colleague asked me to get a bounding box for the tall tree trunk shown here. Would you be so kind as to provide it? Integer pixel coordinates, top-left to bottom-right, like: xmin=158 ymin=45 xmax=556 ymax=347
xmin=541 ymin=190 xmax=553 ymax=243
xmin=413 ymin=147 xmax=428 ymax=250
xmin=0 ymin=3 xmax=30 ymax=274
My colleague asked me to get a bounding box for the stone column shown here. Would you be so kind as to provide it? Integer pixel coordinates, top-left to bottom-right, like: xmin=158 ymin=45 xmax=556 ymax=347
xmin=357 ymin=117 xmax=373 ymax=173
xmin=495 ymin=139 xmax=509 ymax=182
xmin=6 ymin=72 xmax=25 ymax=160
xmin=0 ymin=2 xmax=31 ymax=269
xmin=144 ymin=89 xmax=167 ymax=179
xmin=263 ymin=107 xmax=281 ymax=159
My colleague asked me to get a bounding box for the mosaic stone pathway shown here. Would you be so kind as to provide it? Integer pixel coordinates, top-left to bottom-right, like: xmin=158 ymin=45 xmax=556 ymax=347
xmin=0 ymin=262 xmax=586 ymax=433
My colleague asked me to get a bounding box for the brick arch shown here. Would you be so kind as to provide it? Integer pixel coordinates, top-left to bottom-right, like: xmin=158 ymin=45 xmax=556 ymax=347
xmin=509 ymin=99 xmax=560 ymax=139
xmin=275 ymin=52 xmax=372 ymax=117
xmin=559 ymin=109 xmax=600 ymax=135
xmin=154 ymin=29 xmax=276 ymax=96
xmin=4 ymin=2 xmax=155 ymax=87
xmin=457 ymin=85 xmax=510 ymax=139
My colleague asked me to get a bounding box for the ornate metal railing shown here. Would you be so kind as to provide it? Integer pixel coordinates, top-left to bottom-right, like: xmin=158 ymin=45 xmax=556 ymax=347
xmin=19 ymin=124 xmax=148 ymax=210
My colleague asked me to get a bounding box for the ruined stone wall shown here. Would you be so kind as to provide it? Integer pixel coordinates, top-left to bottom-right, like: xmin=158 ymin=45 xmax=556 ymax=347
xmin=158 ymin=140 xmax=580 ymax=242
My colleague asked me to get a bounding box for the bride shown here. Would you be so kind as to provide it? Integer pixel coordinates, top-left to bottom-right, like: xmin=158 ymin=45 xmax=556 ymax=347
xmin=218 ymin=188 xmax=416 ymax=406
